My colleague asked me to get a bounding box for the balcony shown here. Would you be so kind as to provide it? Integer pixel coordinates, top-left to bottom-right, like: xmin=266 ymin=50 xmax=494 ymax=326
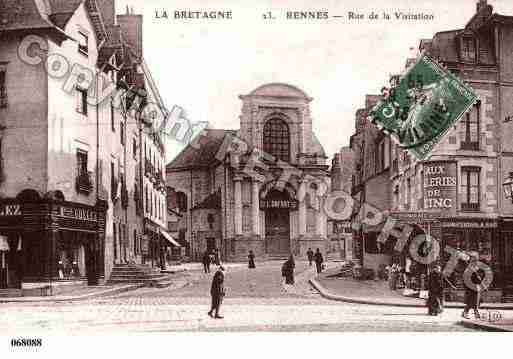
xmin=76 ymin=171 xmax=93 ymax=195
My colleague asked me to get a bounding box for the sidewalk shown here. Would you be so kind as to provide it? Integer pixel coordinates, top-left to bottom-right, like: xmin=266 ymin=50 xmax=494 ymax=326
xmin=162 ymin=261 xmax=251 ymax=273
xmin=311 ymin=267 xmax=513 ymax=310
xmin=459 ymin=318 xmax=513 ymax=332
xmin=0 ymin=283 xmax=145 ymax=303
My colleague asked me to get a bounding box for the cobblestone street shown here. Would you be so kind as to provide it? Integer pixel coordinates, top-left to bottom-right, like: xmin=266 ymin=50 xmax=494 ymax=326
xmin=0 ymin=261 xmax=483 ymax=332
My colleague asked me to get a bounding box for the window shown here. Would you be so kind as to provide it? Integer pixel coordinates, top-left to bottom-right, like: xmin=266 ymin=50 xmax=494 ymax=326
xmin=133 ymin=230 xmax=138 ymax=255
xmin=76 ymin=150 xmax=88 ymax=176
xmin=461 ymin=37 xmax=476 ymax=62
xmin=120 ymin=120 xmax=125 ymax=146
xmin=461 ymin=167 xmax=480 ymax=211
xmin=113 ymin=222 xmax=117 ymax=260
xmin=77 ymin=87 xmax=88 ymax=115
xmin=177 ymin=192 xmax=187 ymax=212
xmin=0 ymin=68 xmax=7 ymax=108
xmin=461 ymin=101 xmax=480 ymax=150
xmin=78 ymin=31 xmax=88 ymax=56
xmin=242 ymin=206 xmax=251 ymax=232
xmin=133 ymin=138 xmax=137 ymax=158
xmin=406 ymin=178 xmax=411 ymax=210
xmin=263 ymin=118 xmax=290 ymax=162
xmin=110 ymin=100 xmax=115 ymax=132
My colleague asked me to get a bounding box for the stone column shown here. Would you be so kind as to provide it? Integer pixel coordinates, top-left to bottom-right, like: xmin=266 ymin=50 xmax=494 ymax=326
xmin=316 ymin=208 xmax=325 ymax=237
xmin=234 ymin=176 xmax=243 ymax=236
xmin=298 ymin=180 xmax=307 ymax=236
xmin=251 ymin=179 xmax=260 ymax=236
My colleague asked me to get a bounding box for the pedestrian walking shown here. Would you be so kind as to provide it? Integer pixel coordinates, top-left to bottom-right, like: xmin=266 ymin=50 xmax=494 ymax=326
xmin=202 ymin=250 xmax=211 ymax=274
xmin=282 ymin=255 xmax=295 ymax=285
xmin=307 ymin=248 xmax=314 ymax=266
xmin=462 ymin=252 xmax=484 ymax=319
xmin=314 ymin=248 xmax=324 ymax=275
xmin=208 ymin=266 xmax=226 ymax=319
xmin=427 ymin=265 xmax=444 ymax=316
xmin=248 ymin=250 xmax=256 ymax=269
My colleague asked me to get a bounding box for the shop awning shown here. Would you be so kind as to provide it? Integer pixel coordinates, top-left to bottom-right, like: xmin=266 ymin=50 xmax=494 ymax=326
xmin=161 ymin=230 xmax=181 ymax=247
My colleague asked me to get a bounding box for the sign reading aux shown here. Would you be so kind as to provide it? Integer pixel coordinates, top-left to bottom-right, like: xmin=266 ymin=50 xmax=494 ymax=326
xmin=423 ymin=161 xmax=457 ymax=212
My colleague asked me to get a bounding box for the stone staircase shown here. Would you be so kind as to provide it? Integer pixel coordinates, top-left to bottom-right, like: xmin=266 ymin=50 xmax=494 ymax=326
xmin=0 ymin=288 xmax=22 ymax=298
xmin=107 ymin=263 xmax=174 ymax=288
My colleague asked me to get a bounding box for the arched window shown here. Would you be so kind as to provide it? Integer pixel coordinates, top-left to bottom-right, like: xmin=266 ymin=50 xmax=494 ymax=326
xmin=263 ymin=118 xmax=290 ymax=162
xmin=177 ymin=191 xmax=188 ymax=213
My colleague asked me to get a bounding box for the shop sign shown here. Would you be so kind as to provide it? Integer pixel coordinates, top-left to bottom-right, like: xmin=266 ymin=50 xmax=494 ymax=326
xmin=423 ymin=161 xmax=457 ymax=213
xmin=389 ymin=211 xmax=442 ymax=223
xmin=0 ymin=204 xmax=21 ymax=217
xmin=441 ymin=221 xmax=497 ymax=229
xmin=259 ymin=199 xmax=298 ymax=210
xmin=59 ymin=206 xmax=97 ymax=221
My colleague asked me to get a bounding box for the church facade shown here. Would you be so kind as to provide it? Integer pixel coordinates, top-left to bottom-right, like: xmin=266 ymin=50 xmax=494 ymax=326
xmin=166 ymin=83 xmax=330 ymax=261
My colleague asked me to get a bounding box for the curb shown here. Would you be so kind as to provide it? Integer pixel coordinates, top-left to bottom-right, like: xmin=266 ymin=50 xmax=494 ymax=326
xmin=0 ymin=283 xmax=145 ymax=303
xmin=458 ymin=320 xmax=512 ymax=332
xmin=309 ymin=278 xmax=513 ymax=310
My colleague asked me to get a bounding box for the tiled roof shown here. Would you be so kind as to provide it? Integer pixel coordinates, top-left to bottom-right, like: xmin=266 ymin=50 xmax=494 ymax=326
xmin=167 ymin=129 xmax=235 ymax=170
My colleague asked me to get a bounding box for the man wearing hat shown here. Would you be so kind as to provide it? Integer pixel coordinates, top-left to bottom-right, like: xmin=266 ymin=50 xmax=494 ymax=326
xmin=208 ymin=265 xmax=226 ymax=319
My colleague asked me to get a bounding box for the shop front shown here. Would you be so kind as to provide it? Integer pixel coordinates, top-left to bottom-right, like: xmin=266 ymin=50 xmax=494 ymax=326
xmin=0 ymin=192 xmax=107 ymax=295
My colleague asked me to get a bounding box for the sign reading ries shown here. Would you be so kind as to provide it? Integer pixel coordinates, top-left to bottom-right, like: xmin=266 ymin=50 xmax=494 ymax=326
xmin=423 ymin=161 xmax=457 ymax=213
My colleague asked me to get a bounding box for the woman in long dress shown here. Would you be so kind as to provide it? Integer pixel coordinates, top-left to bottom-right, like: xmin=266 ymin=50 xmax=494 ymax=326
xmin=282 ymin=255 xmax=295 ymax=285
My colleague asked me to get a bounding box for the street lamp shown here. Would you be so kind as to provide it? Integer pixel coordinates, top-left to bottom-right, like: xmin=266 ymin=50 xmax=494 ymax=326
xmin=503 ymin=172 xmax=513 ymax=203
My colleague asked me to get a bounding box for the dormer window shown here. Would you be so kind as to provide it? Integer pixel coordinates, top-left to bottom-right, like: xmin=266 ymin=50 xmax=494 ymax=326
xmin=78 ymin=31 xmax=88 ymax=56
xmin=461 ymin=36 xmax=476 ymax=63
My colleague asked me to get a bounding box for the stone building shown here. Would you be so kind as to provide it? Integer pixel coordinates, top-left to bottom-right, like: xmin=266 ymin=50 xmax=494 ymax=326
xmin=328 ymin=147 xmax=355 ymax=260
xmin=0 ymin=0 xmax=167 ymax=294
xmin=349 ymin=0 xmax=513 ymax=301
xmin=167 ymin=83 xmax=330 ymax=261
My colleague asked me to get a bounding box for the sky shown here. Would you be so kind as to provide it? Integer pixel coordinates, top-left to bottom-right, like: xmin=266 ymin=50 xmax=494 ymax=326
xmin=115 ymin=0 xmax=513 ymax=163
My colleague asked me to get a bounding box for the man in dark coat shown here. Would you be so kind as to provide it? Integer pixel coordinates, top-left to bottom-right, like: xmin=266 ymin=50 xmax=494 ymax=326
xmin=462 ymin=253 xmax=484 ymax=319
xmin=307 ymin=248 xmax=314 ymax=266
xmin=427 ymin=265 xmax=444 ymax=316
xmin=202 ymin=250 xmax=211 ymax=274
xmin=248 ymin=250 xmax=256 ymax=269
xmin=208 ymin=266 xmax=225 ymax=319
xmin=314 ymin=248 xmax=324 ymax=275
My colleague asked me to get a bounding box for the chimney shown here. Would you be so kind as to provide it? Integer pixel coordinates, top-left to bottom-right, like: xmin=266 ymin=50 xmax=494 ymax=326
xmin=477 ymin=0 xmax=487 ymax=12
xmin=117 ymin=9 xmax=143 ymax=59
xmin=96 ymin=0 xmax=116 ymax=26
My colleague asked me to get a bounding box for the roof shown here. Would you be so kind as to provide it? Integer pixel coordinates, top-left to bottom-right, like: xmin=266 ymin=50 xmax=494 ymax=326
xmin=248 ymin=83 xmax=312 ymax=100
xmin=312 ymin=132 xmax=326 ymax=158
xmin=0 ymin=0 xmax=106 ymax=43
xmin=428 ymin=30 xmax=461 ymax=63
xmin=167 ymin=129 xmax=235 ymax=170
xmin=0 ymin=0 xmax=55 ymax=32
xmin=192 ymin=191 xmax=221 ymax=210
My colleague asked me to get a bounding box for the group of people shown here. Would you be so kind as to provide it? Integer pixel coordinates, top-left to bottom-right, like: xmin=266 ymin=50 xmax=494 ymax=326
xmin=201 ymin=248 xmax=221 ymax=274
xmin=306 ymin=248 xmax=325 ymax=274
xmin=426 ymin=254 xmax=485 ymax=319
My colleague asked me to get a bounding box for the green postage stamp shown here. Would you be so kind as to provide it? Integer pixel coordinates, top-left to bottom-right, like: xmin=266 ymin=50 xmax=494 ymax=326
xmin=369 ymin=55 xmax=478 ymax=160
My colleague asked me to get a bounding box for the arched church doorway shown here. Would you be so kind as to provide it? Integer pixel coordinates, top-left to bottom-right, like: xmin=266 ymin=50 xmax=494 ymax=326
xmin=263 ymin=189 xmax=293 ymax=255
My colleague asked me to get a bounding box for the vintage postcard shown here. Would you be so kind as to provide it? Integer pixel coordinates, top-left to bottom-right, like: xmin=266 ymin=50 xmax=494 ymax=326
xmin=2 ymin=0 xmax=513 ymax=356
